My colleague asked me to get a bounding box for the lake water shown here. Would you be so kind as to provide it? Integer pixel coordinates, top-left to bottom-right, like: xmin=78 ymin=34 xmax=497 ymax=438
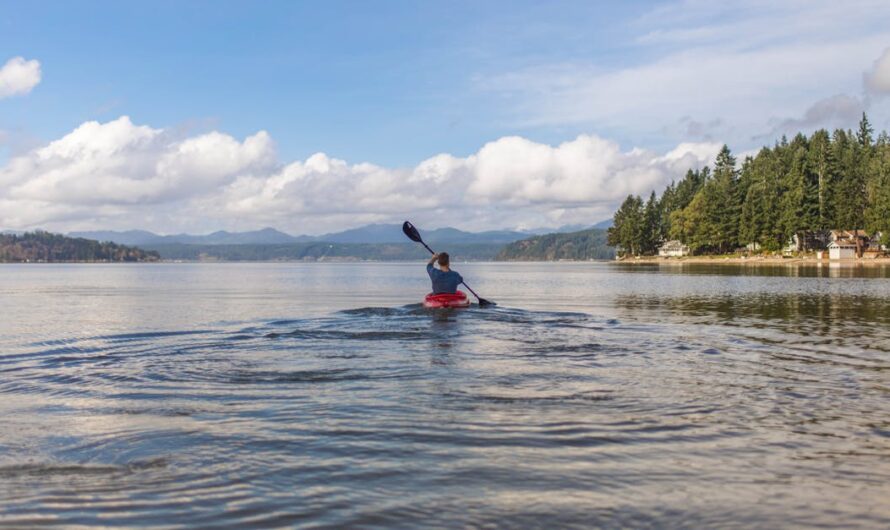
xmin=1 ymin=262 xmax=889 ymax=528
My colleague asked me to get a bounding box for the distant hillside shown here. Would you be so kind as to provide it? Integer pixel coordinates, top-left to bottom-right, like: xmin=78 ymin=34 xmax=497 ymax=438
xmin=495 ymin=229 xmax=615 ymax=261
xmin=314 ymin=224 xmax=529 ymax=244
xmin=69 ymin=224 xmax=531 ymax=246
xmin=70 ymin=227 xmax=305 ymax=246
xmin=143 ymin=242 xmax=502 ymax=261
xmin=1 ymin=231 xmax=160 ymax=263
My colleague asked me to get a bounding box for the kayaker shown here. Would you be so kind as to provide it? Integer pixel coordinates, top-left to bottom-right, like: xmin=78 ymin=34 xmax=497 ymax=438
xmin=427 ymin=252 xmax=463 ymax=294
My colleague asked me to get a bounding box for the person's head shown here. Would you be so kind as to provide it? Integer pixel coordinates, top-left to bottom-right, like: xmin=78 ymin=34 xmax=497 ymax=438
xmin=437 ymin=252 xmax=450 ymax=268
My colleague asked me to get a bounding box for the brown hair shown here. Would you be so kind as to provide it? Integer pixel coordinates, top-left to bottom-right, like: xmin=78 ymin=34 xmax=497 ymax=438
xmin=437 ymin=252 xmax=450 ymax=267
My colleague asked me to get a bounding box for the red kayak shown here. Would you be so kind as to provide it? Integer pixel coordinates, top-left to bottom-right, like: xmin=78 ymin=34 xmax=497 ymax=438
xmin=423 ymin=290 xmax=470 ymax=309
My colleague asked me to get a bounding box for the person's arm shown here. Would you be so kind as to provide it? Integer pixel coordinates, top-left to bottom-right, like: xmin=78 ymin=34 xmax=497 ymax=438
xmin=427 ymin=253 xmax=438 ymax=276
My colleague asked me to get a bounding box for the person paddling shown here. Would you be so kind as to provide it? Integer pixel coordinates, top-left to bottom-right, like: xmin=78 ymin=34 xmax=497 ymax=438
xmin=427 ymin=252 xmax=463 ymax=294
xmin=403 ymin=220 xmax=494 ymax=306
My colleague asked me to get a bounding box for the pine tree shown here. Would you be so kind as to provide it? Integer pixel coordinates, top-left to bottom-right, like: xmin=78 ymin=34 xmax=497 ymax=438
xmin=779 ymin=140 xmax=819 ymax=249
xmin=658 ymin=182 xmax=677 ymax=242
xmin=641 ymin=191 xmax=661 ymax=254
xmin=608 ymin=195 xmax=645 ymax=256
xmin=865 ymin=140 xmax=890 ymax=246
xmin=857 ymin=112 xmax=874 ymax=148
xmin=679 ymin=191 xmax=715 ymax=253
xmin=807 ymin=129 xmax=834 ymax=229
xmin=739 ymin=151 xmax=772 ymax=249
xmin=832 ymin=129 xmax=867 ymax=232
xmin=711 ymin=145 xmax=740 ymax=252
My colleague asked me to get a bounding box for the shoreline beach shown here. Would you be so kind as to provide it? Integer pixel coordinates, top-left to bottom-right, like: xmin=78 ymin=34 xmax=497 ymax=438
xmin=614 ymin=255 xmax=890 ymax=265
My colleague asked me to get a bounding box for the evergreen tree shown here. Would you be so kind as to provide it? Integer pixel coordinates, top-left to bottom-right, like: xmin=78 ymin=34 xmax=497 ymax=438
xmin=658 ymin=181 xmax=677 ymax=242
xmin=807 ymin=129 xmax=834 ymax=229
xmin=857 ymin=112 xmax=874 ymax=148
xmin=673 ymin=191 xmax=715 ymax=253
xmin=641 ymin=191 xmax=661 ymax=254
xmin=865 ymin=140 xmax=890 ymax=246
xmin=710 ymin=145 xmax=740 ymax=252
xmin=608 ymin=195 xmax=645 ymax=256
xmin=832 ymin=129 xmax=867 ymax=232
xmin=739 ymin=151 xmax=774 ymax=249
xmin=779 ymin=136 xmax=819 ymax=247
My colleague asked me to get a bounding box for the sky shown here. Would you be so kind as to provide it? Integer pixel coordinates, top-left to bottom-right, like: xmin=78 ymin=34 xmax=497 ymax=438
xmin=2 ymin=0 xmax=890 ymax=235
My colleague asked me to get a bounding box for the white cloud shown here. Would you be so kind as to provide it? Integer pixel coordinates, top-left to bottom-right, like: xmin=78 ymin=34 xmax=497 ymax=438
xmin=865 ymin=47 xmax=890 ymax=95
xmin=0 ymin=116 xmax=719 ymax=234
xmin=0 ymin=116 xmax=275 ymax=228
xmin=202 ymin=134 xmax=719 ymax=233
xmin=0 ymin=57 xmax=41 ymax=98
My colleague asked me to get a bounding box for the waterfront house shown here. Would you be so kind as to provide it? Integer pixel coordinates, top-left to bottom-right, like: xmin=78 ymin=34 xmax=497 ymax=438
xmin=831 ymin=230 xmax=867 ymax=258
xmin=658 ymin=240 xmax=690 ymax=257
xmin=829 ymin=230 xmax=870 ymax=245
xmin=828 ymin=240 xmax=856 ymax=260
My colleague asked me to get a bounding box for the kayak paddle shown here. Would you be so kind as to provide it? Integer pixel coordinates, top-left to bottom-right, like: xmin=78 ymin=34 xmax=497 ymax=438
xmin=402 ymin=221 xmax=496 ymax=307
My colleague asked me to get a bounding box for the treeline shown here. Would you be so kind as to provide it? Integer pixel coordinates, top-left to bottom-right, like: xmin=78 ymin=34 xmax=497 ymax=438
xmin=608 ymin=114 xmax=890 ymax=255
xmin=495 ymin=229 xmax=614 ymax=261
xmin=142 ymin=242 xmax=503 ymax=261
xmin=0 ymin=231 xmax=160 ymax=262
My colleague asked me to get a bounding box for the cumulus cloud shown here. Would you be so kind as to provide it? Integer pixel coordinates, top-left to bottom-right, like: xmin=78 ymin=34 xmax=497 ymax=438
xmin=0 ymin=116 xmax=275 ymax=228
xmin=0 ymin=57 xmax=41 ymax=98
xmin=0 ymin=116 xmax=720 ymax=233
xmin=203 ymin=134 xmax=719 ymax=234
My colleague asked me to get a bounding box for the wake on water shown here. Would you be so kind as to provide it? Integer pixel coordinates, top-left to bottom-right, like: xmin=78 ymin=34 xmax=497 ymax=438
xmin=2 ymin=302 xmax=889 ymax=528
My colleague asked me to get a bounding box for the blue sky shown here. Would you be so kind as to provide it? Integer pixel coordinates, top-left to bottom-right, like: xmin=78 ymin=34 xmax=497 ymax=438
xmin=2 ymin=1 xmax=890 ymax=233
xmin=1 ymin=1 xmax=655 ymax=165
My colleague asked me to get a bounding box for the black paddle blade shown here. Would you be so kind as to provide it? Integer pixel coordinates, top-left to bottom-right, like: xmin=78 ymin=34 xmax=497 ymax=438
xmin=477 ymin=298 xmax=496 ymax=307
xmin=402 ymin=221 xmax=423 ymax=243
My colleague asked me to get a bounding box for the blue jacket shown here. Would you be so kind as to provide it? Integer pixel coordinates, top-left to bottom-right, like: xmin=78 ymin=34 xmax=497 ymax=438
xmin=427 ymin=263 xmax=463 ymax=294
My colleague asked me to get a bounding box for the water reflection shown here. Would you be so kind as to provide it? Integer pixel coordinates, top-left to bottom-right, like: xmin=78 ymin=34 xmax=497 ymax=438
xmin=612 ymin=261 xmax=890 ymax=278
xmin=1 ymin=263 xmax=889 ymax=528
xmin=616 ymin=292 xmax=890 ymax=327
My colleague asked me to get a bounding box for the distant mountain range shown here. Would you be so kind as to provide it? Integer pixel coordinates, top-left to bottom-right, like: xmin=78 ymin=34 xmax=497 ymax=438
xmin=66 ymin=221 xmax=612 ymax=247
xmin=2 ymin=221 xmax=617 ymax=262
xmin=68 ymin=227 xmax=312 ymax=246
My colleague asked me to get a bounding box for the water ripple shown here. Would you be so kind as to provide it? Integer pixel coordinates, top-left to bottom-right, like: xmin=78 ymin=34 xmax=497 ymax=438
xmin=2 ymin=276 xmax=890 ymax=528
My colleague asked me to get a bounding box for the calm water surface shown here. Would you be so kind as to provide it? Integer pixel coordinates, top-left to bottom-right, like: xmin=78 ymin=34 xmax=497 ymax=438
xmin=1 ymin=262 xmax=889 ymax=528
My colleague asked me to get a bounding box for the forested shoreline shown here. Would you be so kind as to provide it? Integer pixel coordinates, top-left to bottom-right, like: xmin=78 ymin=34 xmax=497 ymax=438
xmin=0 ymin=231 xmax=160 ymax=262
xmin=608 ymin=114 xmax=890 ymax=256
xmin=495 ymin=229 xmax=614 ymax=260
